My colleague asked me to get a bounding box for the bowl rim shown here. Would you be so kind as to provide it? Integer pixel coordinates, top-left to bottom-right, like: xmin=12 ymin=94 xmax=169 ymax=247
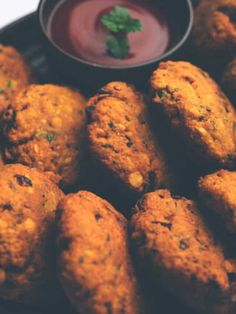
xmin=37 ymin=0 xmax=194 ymax=70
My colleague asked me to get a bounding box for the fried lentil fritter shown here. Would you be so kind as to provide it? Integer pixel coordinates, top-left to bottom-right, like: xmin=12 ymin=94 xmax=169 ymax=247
xmin=0 ymin=164 xmax=63 ymax=304
xmin=87 ymin=81 xmax=173 ymax=195
xmin=2 ymin=84 xmax=86 ymax=190
xmin=130 ymin=189 xmax=236 ymax=314
xmin=150 ymin=61 xmax=236 ymax=169
xmin=0 ymin=150 xmax=5 ymax=170
xmin=0 ymin=44 xmax=33 ymax=114
xmin=57 ymin=191 xmax=143 ymax=314
xmin=192 ymin=0 xmax=236 ymax=61
xmin=199 ymin=169 xmax=236 ymax=234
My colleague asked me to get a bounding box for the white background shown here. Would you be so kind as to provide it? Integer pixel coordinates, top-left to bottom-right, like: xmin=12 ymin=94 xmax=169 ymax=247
xmin=0 ymin=1 xmax=40 ymax=29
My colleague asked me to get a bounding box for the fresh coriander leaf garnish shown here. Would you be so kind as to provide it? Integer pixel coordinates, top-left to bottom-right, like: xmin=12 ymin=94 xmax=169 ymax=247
xmin=0 ymin=88 xmax=4 ymax=94
xmin=101 ymin=6 xmax=144 ymax=59
xmin=7 ymin=80 xmax=13 ymax=88
xmin=101 ymin=6 xmax=143 ymax=33
xmin=106 ymin=34 xmax=129 ymax=59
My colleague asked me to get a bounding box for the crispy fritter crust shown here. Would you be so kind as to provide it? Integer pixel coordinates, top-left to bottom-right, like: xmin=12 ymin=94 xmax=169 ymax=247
xmin=57 ymin=191 xmax=142 ymax=314
xmin=192 ymin=0 xmax=236 ymax=60
xmin=0 ymin=44 xmax=33 ymax=113
xmin=87 ymin=82 xmax=173 ymax=194
xmin=199 ymin=169 xmax=236 ymax=234
xmin=222 ymin=58 xmax=236 ymax=100
xmin=0 ymin=164 xmax=63 ymax=304
xmin=0 ymin=150 xmax=5 ymax=170
xmin=150 ymin=61 xmax=236 ymax=169
xmin=130 ymin=189 xmax=236 ymax=314
xmin=2 ymin=84 xmax=86 ymax=190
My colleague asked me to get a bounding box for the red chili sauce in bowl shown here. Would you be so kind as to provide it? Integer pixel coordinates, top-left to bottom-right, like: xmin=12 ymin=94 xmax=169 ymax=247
xmin=47 ymin=0 xmax=176 ymax=66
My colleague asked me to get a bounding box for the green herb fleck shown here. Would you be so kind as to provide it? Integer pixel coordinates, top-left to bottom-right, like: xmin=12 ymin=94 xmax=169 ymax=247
xmin=101 ymin=6 xmax=144 ymax=59
xmin=0 ymin=88 xmax=4 ymax=94
xmin=37 ymin=130 xmax=58 ymax=143
xmin=7 ymin=80 xmax=13 ymax=88
xmin=157 ymin=89 xmax=167 ymax=100
xmin=156 ymin=86 xmax=178 ymax=101
xmin=44 ymin=132 xmax=57 ymax=142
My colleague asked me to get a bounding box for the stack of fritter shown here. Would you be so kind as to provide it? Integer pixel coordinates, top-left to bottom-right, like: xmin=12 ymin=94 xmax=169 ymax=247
xmin=1 ymin=12 xmax=236 ymax=313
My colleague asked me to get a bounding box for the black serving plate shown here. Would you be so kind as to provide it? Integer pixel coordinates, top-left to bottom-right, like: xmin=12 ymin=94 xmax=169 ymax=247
xmin=0 ymin=5 xmax=201 ymax=314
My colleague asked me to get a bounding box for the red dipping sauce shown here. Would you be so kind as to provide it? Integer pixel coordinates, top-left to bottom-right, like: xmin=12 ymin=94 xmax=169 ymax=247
xmin=48 ymin=0 xmax=174 ymax=66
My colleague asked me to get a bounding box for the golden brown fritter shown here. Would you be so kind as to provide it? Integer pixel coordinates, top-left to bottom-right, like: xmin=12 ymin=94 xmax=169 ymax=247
xmin=87 ymin=81 xmax=173 ymax=195
xmin=2 ymin=84 xmax=86 ymax=190
xmin=57 ymin=191 xmax=142 ymax=314
xmin=0 ymin=150 xmax=5 ymax=170
xmin=130 ymin=189 xmax=236 ymax=314
xmin=222 ymin=58 xmax=236 ymax=101
xmin=0 ymin=164 xmax=63 ymax=304
xmin=0 ymin=44 xmax=33 ymax=114
xmin=150 ymin=61 xmax=236 ymax=169
xmin=199 ymin=169 xmax=236 ymax=234
xmin=192 ymin=0 xmax=236 ymax=62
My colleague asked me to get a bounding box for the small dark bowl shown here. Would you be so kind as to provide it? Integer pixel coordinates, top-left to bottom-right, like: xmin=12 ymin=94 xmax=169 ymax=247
xmin=38 ymin=0 xmax=194 ymax=92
